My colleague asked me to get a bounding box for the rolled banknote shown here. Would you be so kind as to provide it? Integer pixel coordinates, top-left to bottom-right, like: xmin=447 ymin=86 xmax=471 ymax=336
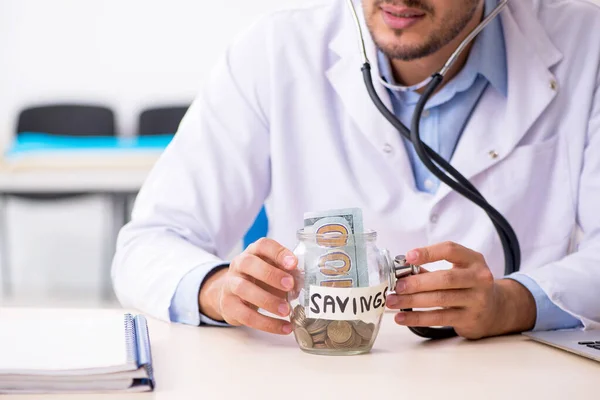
xmin=303 ymin=208 xmax=369 ymax=290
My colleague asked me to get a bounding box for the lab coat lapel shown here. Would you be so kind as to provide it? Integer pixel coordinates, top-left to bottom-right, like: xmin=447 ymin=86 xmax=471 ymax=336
xmin=326 ymin=5 xmax=416 ymax=190
xmin=433 ymin=3 xmax=563 ymax=204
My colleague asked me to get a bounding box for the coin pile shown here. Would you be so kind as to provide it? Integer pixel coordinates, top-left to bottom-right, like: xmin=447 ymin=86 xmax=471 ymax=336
xmin=291 ymin=305 xmax=375 ymax=351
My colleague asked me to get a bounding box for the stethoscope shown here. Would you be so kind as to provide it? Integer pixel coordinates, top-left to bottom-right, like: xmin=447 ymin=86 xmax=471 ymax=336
xmin=344 ymin=0 xmax=521 ymax=340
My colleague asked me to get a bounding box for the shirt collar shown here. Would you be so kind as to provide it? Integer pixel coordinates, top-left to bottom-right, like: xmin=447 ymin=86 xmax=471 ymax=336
xmin=377 ymin=0 xmax=508 ymax=102
xmin=474 ymin=0 xmax=508 ymax=96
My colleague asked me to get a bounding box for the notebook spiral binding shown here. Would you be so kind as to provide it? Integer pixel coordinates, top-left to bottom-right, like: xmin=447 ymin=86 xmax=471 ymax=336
xmin=123 ymin=313 xmax=154 ymax=389
xmin=124 ymin=314 xmax=137 ymax=366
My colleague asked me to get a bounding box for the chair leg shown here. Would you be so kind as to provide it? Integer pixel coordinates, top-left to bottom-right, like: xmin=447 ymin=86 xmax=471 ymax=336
xmin=103 ymin=193 xmax=128 ymax=302
xmin=0 ymin=195 xmax=11 ymax=300
xmin=123 ymin=194 xmax=133 ymax=224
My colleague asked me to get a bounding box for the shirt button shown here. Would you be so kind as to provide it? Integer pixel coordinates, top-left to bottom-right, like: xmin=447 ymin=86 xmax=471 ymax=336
xmin=424 ymin=179 xmax=435 ymax=191
xmin=382 ymin=143 xmax=394 ymax=154
xmin=422 ymin=110 xmax=431 ymax=118
xmin=430 ymin=214 xmax=439 ymax=224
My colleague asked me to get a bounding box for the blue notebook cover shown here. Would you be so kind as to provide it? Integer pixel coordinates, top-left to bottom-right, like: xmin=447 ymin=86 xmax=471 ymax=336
xmin=125 ymin=314 xmax=155 ymax=390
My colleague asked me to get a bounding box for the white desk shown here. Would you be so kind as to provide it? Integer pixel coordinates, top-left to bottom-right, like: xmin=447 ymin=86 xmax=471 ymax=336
xmin=1 ymin=308 xmax=597 ymax=400
xmin=0 ymin=151 xmax=157 ymax=194
xmin=0 ymin=159 xmax=156 ymax=299
xmin=0 ymin=169 xmax=150 ymax=194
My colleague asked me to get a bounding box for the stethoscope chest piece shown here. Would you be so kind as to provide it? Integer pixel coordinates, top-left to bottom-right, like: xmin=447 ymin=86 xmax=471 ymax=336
xmin=393 ymin=255 xmax=421 ymax=280
xmin=384 ymin=250 xmax=421 ymax=292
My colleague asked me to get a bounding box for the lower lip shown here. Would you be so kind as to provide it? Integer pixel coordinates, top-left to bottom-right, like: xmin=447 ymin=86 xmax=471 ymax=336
xmin=381 ymin=10 xmax=424 ymax=29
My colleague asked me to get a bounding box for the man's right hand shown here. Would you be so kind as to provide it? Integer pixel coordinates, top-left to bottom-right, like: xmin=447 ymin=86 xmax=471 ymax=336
xmin=198 ymin=238 xmax=298 ymax=335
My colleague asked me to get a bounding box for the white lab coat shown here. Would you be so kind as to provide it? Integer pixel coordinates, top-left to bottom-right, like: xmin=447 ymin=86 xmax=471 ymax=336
xmin=112 ymin=0 xmax=600 ymax=328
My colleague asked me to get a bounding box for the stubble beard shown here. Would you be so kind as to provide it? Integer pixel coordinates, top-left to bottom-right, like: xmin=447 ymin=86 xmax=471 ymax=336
xmin=366 ymin=0 xmax=480 ymax=61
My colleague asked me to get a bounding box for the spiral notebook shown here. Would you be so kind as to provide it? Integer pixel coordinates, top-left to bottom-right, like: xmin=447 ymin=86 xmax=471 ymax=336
xmin=0 ymin=313 xmax=154 ymax=394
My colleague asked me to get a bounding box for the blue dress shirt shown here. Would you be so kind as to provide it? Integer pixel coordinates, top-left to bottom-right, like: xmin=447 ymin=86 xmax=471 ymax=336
xmin=169 ymin=0 xmax=582 ymax=331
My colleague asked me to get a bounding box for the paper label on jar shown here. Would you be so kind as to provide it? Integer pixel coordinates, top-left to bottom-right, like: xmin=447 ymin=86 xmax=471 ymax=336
xmin=306 ymin=282 xmax=389 ymax=321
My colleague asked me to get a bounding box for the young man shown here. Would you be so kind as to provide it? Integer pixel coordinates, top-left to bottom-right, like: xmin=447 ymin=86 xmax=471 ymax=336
xmin=112 ymin=0 xmax=600 ymax=339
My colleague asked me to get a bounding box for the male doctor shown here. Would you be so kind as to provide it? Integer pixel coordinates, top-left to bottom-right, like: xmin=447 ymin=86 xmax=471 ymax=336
xmin=112 ymin=0 xmax=600 ymax=340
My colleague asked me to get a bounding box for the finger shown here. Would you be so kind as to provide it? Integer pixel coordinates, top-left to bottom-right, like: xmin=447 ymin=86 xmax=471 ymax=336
xmin=395 ymin=268 xmax=477 ymax=294
xmin=247 ymin=238 xmax=297 ymax=270
xmin=394 ymin=308 xmax=465 ymax=327
xmin=386 ymin=263 xmax=429 ymax=295
xmin=228 ymin=296 xmax=293 ymax=335
xmin=386 ymin=289 xmax=472 ymax=309
xmin=256 ymin=280 xmax=287 ymax=299
xmin=234 ymin=253 xmax=295 ymax=292
xmin=406 ymin=242 xmax=483 ymax=267
xmin=228 ymin=275 xmax=291 ymax=318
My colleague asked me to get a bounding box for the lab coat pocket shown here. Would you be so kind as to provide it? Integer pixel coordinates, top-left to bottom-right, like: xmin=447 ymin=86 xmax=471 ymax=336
xmin=485 ymin=135 xmax=573 ymax=249
xmin=491 ymin=136 xmax=560 ymax=188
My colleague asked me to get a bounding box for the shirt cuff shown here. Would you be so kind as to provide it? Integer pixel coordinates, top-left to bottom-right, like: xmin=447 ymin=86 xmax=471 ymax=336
xmin=507 ymin=273 xmax=583 ymax=332
xmin=169 ymin=262 xmax=231 ymax=327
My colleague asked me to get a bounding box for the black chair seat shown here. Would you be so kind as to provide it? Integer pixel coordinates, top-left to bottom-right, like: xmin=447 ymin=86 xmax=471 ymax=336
xmin=138 ymin=106 xmax=188 ymax=136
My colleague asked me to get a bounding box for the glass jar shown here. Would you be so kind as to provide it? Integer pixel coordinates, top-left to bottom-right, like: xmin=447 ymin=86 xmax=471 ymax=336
xmin=287 ymin=229 xmax=419 ymax=356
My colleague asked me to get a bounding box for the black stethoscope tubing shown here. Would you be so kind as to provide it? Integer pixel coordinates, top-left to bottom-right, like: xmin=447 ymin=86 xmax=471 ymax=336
xmin=344 ymin=0 xmax=520 ymax=339
xmin=362 ymin=67 xmax=521 ymax=339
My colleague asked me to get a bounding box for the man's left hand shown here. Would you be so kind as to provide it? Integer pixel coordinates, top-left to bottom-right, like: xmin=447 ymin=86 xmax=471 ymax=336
xmin=385 ymin=242 xmax=537 ymax=340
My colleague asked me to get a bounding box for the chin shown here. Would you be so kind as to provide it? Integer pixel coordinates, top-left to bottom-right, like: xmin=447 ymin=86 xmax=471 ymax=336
xmin=373 ymin=31 xmax=424 ymax=57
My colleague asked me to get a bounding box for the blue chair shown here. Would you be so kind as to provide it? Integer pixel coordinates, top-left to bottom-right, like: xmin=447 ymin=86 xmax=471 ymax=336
xmin=243 ymin=206 xmax=269 ymax=249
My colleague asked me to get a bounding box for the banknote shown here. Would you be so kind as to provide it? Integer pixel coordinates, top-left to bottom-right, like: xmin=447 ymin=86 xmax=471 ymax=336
xmin=304 ymin=208 xmax=364 ymax=237
xmin=303 ymin=208 xmax=369 ymax=294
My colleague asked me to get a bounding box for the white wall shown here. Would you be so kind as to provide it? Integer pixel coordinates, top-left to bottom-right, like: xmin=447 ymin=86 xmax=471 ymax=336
xmin=0 ymin=0 xmax=307 ymax=141
xmin=0 ymin=0 xmax=305 ymax=304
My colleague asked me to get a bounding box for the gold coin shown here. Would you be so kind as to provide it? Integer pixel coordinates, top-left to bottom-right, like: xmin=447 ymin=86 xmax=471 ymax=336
xmin=294 ymin=327 xmax=314 ymax=349
xmin=325 ymin=337 xmax=335 ymax=349
xmin=360 ymin=337 xmax=371 ymax=348
xmin=311 ymin=330 xmax=327 ymax=343
xmin=353 ymin=321 xmax=375 ymax=340
xmin=293 ymin=305 xmax=306 ymax=327
xmin=331 ymin=338 xmax=354 ymax=350
xmin=313 ymin=342 xmax=327 ymax=349
xmin=327 ymin=321 xmax=353 ymax=344
xmin=330 ymin=341 xmax=343 ymax=349
xmin=333 ymin=337 xmax=353 ymax=349
xmin=351 ymin=331 xmax=363 ymax=348
xmin=306 ymin=319 xmax=329 ymax=334
xmin=337 ymin=331 xmax=359 ymax=349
